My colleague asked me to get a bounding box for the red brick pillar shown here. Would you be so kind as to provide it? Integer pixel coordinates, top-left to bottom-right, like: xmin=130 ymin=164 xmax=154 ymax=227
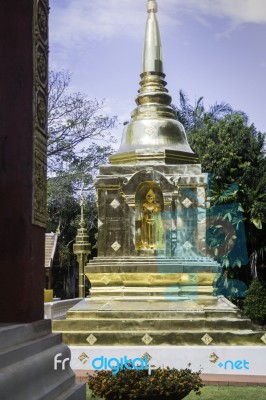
xmin=0 ymin=0 xmax=48 ymax=322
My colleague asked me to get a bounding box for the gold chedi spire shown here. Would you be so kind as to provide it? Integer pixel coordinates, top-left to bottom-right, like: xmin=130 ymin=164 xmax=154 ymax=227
xmin=73 ymin=184 xmax=91 ymax=297
xmin=143 ymin=0 xmax=162 ymax=73
xmin=109 ymin=0 xmax=198 ymax=165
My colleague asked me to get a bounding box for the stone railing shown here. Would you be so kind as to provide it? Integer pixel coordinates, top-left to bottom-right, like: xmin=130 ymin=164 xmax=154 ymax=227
xmin=44 ymin=298 xmax=83 ymax=320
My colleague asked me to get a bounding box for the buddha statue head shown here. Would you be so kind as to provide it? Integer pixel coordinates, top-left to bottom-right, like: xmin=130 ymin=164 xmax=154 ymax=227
xmin=146 ymin=189 xmax=156 ymax=203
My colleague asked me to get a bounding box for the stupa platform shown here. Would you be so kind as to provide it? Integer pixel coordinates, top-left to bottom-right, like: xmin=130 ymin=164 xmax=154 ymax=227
xmin=85 ymin=256 xmax=222 ymax=295
xmin=52 ymin=295 xmax=265 ymax=346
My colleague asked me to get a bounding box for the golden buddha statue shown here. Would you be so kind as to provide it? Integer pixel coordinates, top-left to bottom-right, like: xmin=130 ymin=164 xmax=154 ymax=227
xmin=141 ymin=189 xmax=162 ymax=249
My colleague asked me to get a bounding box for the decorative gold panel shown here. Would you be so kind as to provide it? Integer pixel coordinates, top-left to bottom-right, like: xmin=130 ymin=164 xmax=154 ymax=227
xmin=142 ymin=333 xmax=153 ymax=345
xmin=260 ymin=333 xmax=266 ymax=345
xmin=86 ymin=334 xmax=98 ymax=345
xmin=201 ymin=333 xmax=213 ymax=345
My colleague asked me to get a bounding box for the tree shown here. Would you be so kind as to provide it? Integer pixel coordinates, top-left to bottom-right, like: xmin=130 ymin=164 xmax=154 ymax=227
xmin=188 ymin=113 xmax=264 ymax=184
xmin=47 ymin=69 xmax=117 ymax=226
xmin=174 ymin=92 xmax=266 ymax=281
xmin=47 ymin=70 xmax=117 ymax=297
xmin=173 ymin=89 xmax=246 ymax=132
xmin=48 ymin=70 xmax=117 ymax=174
xmin=243 ymin=280 xmax=266 ymax=324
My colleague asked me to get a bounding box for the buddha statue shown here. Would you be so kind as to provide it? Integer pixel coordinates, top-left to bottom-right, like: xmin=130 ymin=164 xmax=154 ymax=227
xmin=141 ymin=189 xmax=163 ymax=249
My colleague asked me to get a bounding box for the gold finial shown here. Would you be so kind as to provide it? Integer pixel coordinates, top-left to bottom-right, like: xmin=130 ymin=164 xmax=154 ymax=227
xmin=147 ymin=0 xmax=158 ymax=13
xmin=143 ymin=0 xmax=162 ymax=73
xmin=79 ymin=182 xmax=85 ymax=207
xmin=79 ymin=182 xmax=85 ymax=227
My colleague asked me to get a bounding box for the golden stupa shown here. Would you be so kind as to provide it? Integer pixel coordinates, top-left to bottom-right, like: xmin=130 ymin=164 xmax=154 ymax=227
xmin=53 ymin=0 xmax=264 ymax=347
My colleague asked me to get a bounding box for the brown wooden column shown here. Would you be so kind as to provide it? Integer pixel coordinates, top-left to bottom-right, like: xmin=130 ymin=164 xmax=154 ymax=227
xmin=0 ymin=0 xmax=48 ymax=322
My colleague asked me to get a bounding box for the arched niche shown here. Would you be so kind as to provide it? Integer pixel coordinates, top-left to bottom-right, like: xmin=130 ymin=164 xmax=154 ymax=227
xmin=135 ymin=181 xmax=165 ymax=252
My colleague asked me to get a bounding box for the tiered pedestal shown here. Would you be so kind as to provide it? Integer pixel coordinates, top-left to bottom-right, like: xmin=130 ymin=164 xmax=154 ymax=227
xmin=53 ymin=257 xmax=264 ymax=346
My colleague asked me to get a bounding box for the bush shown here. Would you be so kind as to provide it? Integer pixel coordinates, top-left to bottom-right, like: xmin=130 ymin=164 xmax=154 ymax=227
xmin=88 ymin=365 xmax=203 ymax=400
xmin=243 ymin=279 xmax=266 ymax=324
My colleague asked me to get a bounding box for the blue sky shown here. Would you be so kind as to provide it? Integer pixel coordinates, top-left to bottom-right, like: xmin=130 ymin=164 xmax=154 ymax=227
xmin=49 ymin=0 xmax=266 ymax=146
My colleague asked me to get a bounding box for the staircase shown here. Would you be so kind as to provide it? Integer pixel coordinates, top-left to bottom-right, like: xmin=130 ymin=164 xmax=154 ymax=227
xmin=0 ymin=320 xmax=85 ymax=400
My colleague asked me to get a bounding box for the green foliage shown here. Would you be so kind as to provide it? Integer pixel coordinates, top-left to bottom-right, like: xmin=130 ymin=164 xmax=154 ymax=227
xmin=46 ymin=69 xmax=116 ymax=296
xmin=206 ymin=201 xmax=248 ymax=268
xmin=188 ymin=114 xmax=264 ymax=185
xmin=213 ymin=267 xmax=248 ymax=300
xmin=47 ymin=70 xmax=115 ymax=240
xmin=47 ymin=174 xmax=98 ymax=297
xmin=175 ymin=92 xmax=266 ymax=275
xmin=243 ymin=279 xmax=266 ymax=323
xmin=47 ymin=69 xmax=116 ymax=259
xmin=173 ymin=90 xmax=237 ymax=132
xmin=88 ymin=366 xmax=203 ymax=400
xmin=48 ymin=70 xmax=116 ymax=174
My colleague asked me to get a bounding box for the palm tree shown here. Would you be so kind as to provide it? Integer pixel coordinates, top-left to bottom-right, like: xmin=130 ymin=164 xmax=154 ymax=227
xmin=173 ymin=90 xmax=246 ymax=132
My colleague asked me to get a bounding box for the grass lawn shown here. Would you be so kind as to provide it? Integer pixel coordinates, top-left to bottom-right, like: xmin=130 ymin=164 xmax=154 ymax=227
xmin=86 ymin=385 xmax=266 ymax=400
xmin=184 ymin=385 xmax=266 ymax=400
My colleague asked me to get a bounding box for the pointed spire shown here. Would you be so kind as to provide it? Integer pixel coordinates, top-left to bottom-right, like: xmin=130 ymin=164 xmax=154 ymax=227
xmin=143 ymin=0 xmax=163 ymax=73
xmin=147 ymin=0 xmax=158 ymax=13
xmin=109 ymin=0 xmax=198 ymax=165
xmin=79 ymin=182 xmax=85 ymax=228
xmin=74 ymin=183 xmax=91 ymax=298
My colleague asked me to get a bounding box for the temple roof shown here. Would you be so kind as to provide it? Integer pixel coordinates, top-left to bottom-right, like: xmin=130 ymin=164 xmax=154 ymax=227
xmin=45 ymin=233 xmax=58 ymax=269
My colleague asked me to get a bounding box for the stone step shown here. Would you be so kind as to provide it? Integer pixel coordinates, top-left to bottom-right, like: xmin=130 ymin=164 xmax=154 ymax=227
xmin=66 ymin=309 xmax=240 ymax=320
xmin=53 ymin=317 xmax=252 ymax=331
xmin=0 ymin=321 xmax=85 ymax=400
xmin=90 ymin=286 xmax=214 ymax=297
xmin=67 ymin=296 xmax=237 ymax=310
xmin=58 ymin=329 xmax=265 ymax=346
xmin=91 ymin=285 xmax=214 ymax=292
xmin=65 ymin=297 xmax=240 ymax=320
xmin=0 ymin=320 xmax=51 ymax=351
xmin=0 ymin=330 xmax=61 ymax=369
xmin=86 ymin=257 xmax=221 ymax=274
xmin=89 ymin=256 xmax=220 ymax=264
xmin=0 ymin=346 xmax=75 ymax=400
xmin=86 ymin=263 xmax=220 ymax=273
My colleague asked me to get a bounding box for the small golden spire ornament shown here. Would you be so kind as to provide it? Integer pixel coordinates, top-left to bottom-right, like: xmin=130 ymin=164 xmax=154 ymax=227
xmin=73 ymin=183 xmax=91 ymax=297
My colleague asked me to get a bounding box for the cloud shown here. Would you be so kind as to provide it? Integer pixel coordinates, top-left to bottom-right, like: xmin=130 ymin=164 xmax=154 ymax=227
xmin=173 ymin=0 xmax=266 ymax=25
xmin=50 ymin=0 xmax=266 ymax=50
xmin=50 ymin=0 xmax=145 ymax=47
xmin=49 ymin=0 xmax=177 ymax=49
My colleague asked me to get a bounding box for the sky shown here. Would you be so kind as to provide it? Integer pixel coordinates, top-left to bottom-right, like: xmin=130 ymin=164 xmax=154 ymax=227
xmin=49 ymin=0 xmax=266 ymax=147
